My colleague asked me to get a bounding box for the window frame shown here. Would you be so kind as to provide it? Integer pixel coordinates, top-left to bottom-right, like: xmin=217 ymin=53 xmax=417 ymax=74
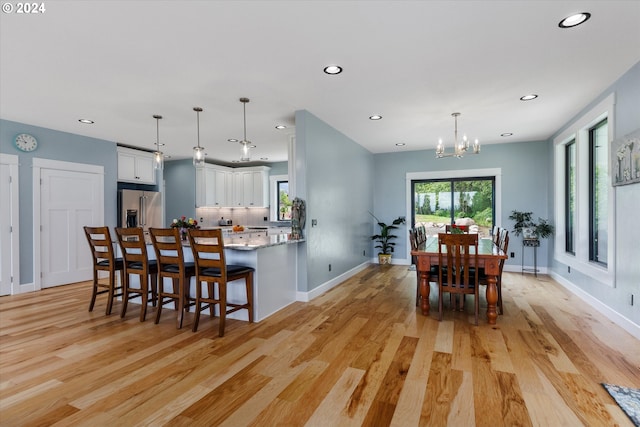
xmin=565 ymin=139 xmax=576 ymax=255
xmin=554 ymin=93 xmax=615 ymax=287
xmin=269 ymin=174 xmax=290 ymax=222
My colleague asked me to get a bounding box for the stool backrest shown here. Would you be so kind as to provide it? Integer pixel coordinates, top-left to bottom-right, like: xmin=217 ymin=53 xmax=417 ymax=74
xmin=149 ymin=227 xmax=185 ymax=272
xmin=84 ymin=226 xmax=116 ymax=268
xmin=187 ymin=228 xmax=228 ymax=279
xmin=115 ymin=227 xmax=150 ymax=268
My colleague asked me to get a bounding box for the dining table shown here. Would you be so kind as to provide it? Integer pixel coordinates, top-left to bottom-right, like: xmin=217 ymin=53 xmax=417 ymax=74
xmin=411 ymin=235 xmax=507 ymax=325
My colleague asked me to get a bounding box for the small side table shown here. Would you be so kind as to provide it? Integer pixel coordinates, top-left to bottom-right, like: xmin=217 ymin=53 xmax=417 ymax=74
xmin=522 ymin=238 xmax=540 ymax=277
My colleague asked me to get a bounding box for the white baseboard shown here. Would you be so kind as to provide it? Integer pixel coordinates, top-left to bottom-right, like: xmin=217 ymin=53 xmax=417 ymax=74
xmin=297 ymin=262 xmax=370 ymax=302
xmin=503 ymin=265 xmax=548 ymax=275
xmin=550 ymin=272 xmax=640 ymax=340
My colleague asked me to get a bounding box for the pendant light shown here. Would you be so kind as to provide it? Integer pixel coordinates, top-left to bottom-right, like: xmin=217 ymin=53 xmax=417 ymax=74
xmin=239 ymin=97 xmax=251 ymax=162
xmin=153 ymin=114 xmax=164 ymax=170
xmin=192 ymin=107 xmax=205 ymax=167
xmin=435 ymin=112 xmax=480 ymax=158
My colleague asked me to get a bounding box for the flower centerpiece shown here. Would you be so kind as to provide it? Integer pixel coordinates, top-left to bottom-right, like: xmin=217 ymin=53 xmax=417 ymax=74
xmin=171 ymin=216 xmax=199 ymax=240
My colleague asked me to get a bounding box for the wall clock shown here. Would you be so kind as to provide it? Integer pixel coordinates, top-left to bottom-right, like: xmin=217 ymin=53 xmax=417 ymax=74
xmin=14 ymin=133 xmax=38 ymax=152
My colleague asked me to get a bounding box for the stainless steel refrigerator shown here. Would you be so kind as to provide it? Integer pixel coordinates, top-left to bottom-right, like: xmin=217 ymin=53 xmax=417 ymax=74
xmin=118 ymin=190 xmax=163 ymax=235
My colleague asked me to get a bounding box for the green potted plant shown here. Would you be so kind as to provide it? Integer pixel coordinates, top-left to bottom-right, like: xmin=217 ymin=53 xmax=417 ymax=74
xmin=508 ymin=210 xmax=554 ymax=242
xmin=370 ymin=213 xmax=406 ymax=264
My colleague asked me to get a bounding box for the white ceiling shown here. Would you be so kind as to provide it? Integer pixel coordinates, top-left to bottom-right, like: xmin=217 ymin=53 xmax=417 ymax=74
xmin=1 ymin=1 xmax=639 ymax=165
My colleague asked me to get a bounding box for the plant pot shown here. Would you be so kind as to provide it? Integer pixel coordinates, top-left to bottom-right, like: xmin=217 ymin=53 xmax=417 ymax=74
xmin=378 ymin=253 xmax=392 ymax=265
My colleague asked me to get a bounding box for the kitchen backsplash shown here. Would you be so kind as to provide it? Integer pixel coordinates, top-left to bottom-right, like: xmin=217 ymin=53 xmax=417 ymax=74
xmin=196 ymin=207 xmax=270 ymax=227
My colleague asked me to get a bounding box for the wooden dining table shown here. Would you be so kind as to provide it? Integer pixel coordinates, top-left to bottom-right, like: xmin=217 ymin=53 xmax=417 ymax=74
xmin=411 ymin=236 xmax=507 ymax=325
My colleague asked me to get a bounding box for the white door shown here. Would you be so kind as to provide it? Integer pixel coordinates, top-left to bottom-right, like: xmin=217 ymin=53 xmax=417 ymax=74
xmin=37 ymin=160 xmax=104 ymax=288
xmin=0 ymin=154 xmax=20 ymax=296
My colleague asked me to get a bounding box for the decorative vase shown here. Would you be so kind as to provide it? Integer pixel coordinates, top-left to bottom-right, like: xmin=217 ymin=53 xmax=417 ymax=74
xmin=180 ymin=228 xmax=187 ymax=241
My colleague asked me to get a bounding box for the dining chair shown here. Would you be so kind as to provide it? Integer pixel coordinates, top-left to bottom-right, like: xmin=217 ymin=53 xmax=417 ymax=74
xmin=83 ymin=226 xmax=125 ymax=315
xmin=115 ymin=227 xmax=158 ymax=322
xmin=149 ymin=227 xmax=196 ymax=329
xmin=479 ymin=230 xmax=509 ymax=315
xmin=437 ymin=232 xmax=479 ymax=325
xmin=188 ymin=228 xmax=254 ymax=337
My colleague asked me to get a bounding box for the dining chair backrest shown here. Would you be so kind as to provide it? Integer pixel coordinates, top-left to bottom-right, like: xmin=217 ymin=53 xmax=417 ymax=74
xmin=416 ymin=225 xmax=426 ymax=245
xmin=188 ymin=228 xmax=226 ymax=276
xmin=115 ymin=227 xmax=149 ymax=265
xmin=492 ymin=225 xmax=500 ymax=245
xmin=409 ymin=228 xmax=418 ymax=251
xmin=149 ymin=227 xmax=186 ymax=272
xmin=84 ymin=226 xmax=118 ymax=270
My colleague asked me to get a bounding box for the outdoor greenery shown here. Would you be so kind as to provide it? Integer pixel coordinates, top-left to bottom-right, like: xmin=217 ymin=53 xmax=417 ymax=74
xmin=414 ymin=180 xmax=493 ymax=227
xmin=279 ymin=189 xmax=292 ymax=220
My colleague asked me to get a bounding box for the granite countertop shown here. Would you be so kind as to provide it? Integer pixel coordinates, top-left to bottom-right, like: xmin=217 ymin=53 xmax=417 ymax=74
xmin=178 ymin=232 xmax=303 ymax=251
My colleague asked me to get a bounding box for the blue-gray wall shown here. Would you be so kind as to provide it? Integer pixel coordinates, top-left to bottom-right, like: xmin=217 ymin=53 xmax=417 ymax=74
xmin=373 ymin=140 xmax=550 ymax=270
xmin=549 ymin=60 xmax=640 ymax=325
xmin=0 ymin=119 xmax=119 ymax=284
xmin=294 ymin=110 xmax=374 ymax=292
xmin=164 ymin=159 xmax=197 ymax=226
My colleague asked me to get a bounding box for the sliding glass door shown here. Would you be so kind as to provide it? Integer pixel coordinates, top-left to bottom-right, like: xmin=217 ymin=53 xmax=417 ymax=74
xmin=412 ymin=177 xmax=495 ymax=237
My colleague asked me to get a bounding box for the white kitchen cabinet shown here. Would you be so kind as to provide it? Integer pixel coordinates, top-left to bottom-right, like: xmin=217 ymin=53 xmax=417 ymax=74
xmin=117 ymin=147 xmax=156 ymax=184
xmin=195 ymin=164 xmax=232 ymax=207
xmin=232 ymin=166 xmax=270 ymax=207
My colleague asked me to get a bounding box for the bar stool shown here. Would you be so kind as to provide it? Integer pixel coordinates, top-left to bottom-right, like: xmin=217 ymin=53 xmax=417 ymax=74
xmin=187 ymin=228 xmax=254 ymax=337
xmin=149 ymin=227 xmax=196 ymax=329
xmin=83 ymin=226 xmax=124 ymax=315
xmin=115 ymin=227 xmax=158 ymax=322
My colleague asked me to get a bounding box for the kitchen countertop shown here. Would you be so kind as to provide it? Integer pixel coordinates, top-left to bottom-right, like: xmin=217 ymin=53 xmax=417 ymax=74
xmin=178 ymin=232 xmax=303 ymax=251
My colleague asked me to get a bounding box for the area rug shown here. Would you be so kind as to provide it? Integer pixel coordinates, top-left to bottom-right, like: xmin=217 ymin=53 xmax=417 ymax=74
xmin=603 ymin=383 xmax=640 ymax=426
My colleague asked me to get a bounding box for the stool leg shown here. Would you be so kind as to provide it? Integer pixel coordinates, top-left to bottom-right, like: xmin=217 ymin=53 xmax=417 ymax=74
xmin=218 ymin=283 xmax=227 ymax=337
xmin=245 ymin=272 xmax=254 ymax=323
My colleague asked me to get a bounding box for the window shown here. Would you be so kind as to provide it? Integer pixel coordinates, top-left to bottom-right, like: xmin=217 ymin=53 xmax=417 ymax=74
xmin=589 ymin=119 xmax=608 ymax=266
xmin=554 ymin=93 xmax=615 ymax=286
xmin=412 ymin=177 xmax=495 ymax=237
xmin=269 ymin=174 xmax=291 ymax=222
xmin=277 ymin=180 xmax=291 ymax=221
xmin=565 ymin=140 xmax=576 ymax=254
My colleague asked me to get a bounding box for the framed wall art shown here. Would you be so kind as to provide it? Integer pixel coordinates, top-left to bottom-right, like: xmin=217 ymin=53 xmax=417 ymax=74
xmin=612 ymin=128 xmax=640 ymax=186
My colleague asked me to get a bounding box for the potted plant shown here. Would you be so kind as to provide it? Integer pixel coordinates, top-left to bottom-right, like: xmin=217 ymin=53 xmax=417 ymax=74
xmin=370 ymin=213 xmax=406 ymax=264
xmin=508 ymin=210 xmax=554 ymax=242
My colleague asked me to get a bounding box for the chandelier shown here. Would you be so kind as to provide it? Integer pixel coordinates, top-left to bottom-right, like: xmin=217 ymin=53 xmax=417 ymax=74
xmin=436 ymin=112 xmax=480 ymax=158
xmin=192 ymin=107 xmax=205 ymax=167
xmin=239 ymin=97 xmax=252 ymax=162
xmin=153 ymin=114 xmax=164 ymax=170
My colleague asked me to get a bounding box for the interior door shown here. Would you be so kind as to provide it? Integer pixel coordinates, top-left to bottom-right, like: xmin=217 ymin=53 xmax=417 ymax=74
xmin=40 ymin=167 xmax=103 ymax=288
xmin=0 ymin=156 xmax=19 ymax=296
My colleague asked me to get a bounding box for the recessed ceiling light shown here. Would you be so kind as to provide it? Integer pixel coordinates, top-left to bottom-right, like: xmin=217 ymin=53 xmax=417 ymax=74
xmin=395 ymin=143 xmax=406 ymax=146
xmin=369 ymin=115 xmax=382 ymax=120
xmin=275 ymin=125 xmax=286 ymax=130
xmin=520 ymin=94 xmax=538 ymax=101
xmin=228 ymin=138 xmax=238 ymax=143
xmin=559 ymin=12 xmax=591 ymax=28
xmin=78 ymin=119 xmax=94 ymax=124
xmin=501 ymin=133 xmax=513 ymax=137
xmin=249 ymin=144 xmax=257 ymax=149
xmin=323 ymin=65 xmax=343 ymax=75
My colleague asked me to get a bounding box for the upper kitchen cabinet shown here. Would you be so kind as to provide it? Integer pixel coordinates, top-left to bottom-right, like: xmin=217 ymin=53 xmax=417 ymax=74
xmin=195 ymin=164 xmax=232 ymax=207
xmin=233 ymin=166 xmax=271 ymax=207
xmin=117 ymin=147 xmax=156 ymax=184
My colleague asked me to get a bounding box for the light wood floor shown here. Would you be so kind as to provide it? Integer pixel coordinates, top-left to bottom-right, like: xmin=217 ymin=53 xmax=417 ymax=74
xmin=1 ymin=266 xmax=639 ymax=426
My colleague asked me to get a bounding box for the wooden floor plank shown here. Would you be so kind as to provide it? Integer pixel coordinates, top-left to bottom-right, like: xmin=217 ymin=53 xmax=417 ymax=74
xmin=1 ymin=268 xmax=638 ymax=426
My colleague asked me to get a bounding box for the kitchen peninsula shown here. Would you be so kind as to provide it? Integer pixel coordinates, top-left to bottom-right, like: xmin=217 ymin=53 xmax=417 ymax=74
xmin=123 ymin=229 xmax=302 ymax=323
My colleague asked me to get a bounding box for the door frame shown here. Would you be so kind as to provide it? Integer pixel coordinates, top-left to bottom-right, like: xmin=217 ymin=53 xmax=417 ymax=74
xmin=33 ymin=158 xmax=104 ymax=291
xmin=0 ymin=154 xmax=20 ymax=295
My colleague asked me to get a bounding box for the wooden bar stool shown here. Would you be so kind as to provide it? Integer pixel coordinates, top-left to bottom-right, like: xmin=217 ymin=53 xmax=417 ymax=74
xmin=83 ymin=226 xmax=124 ymax=315
xmin=187 ymin=228 xmax=254 ymax=337
xmin=149 ymin=227 xmax=196 ymax=329
xmin=115 ymin=227 xmax=158 ymax=322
